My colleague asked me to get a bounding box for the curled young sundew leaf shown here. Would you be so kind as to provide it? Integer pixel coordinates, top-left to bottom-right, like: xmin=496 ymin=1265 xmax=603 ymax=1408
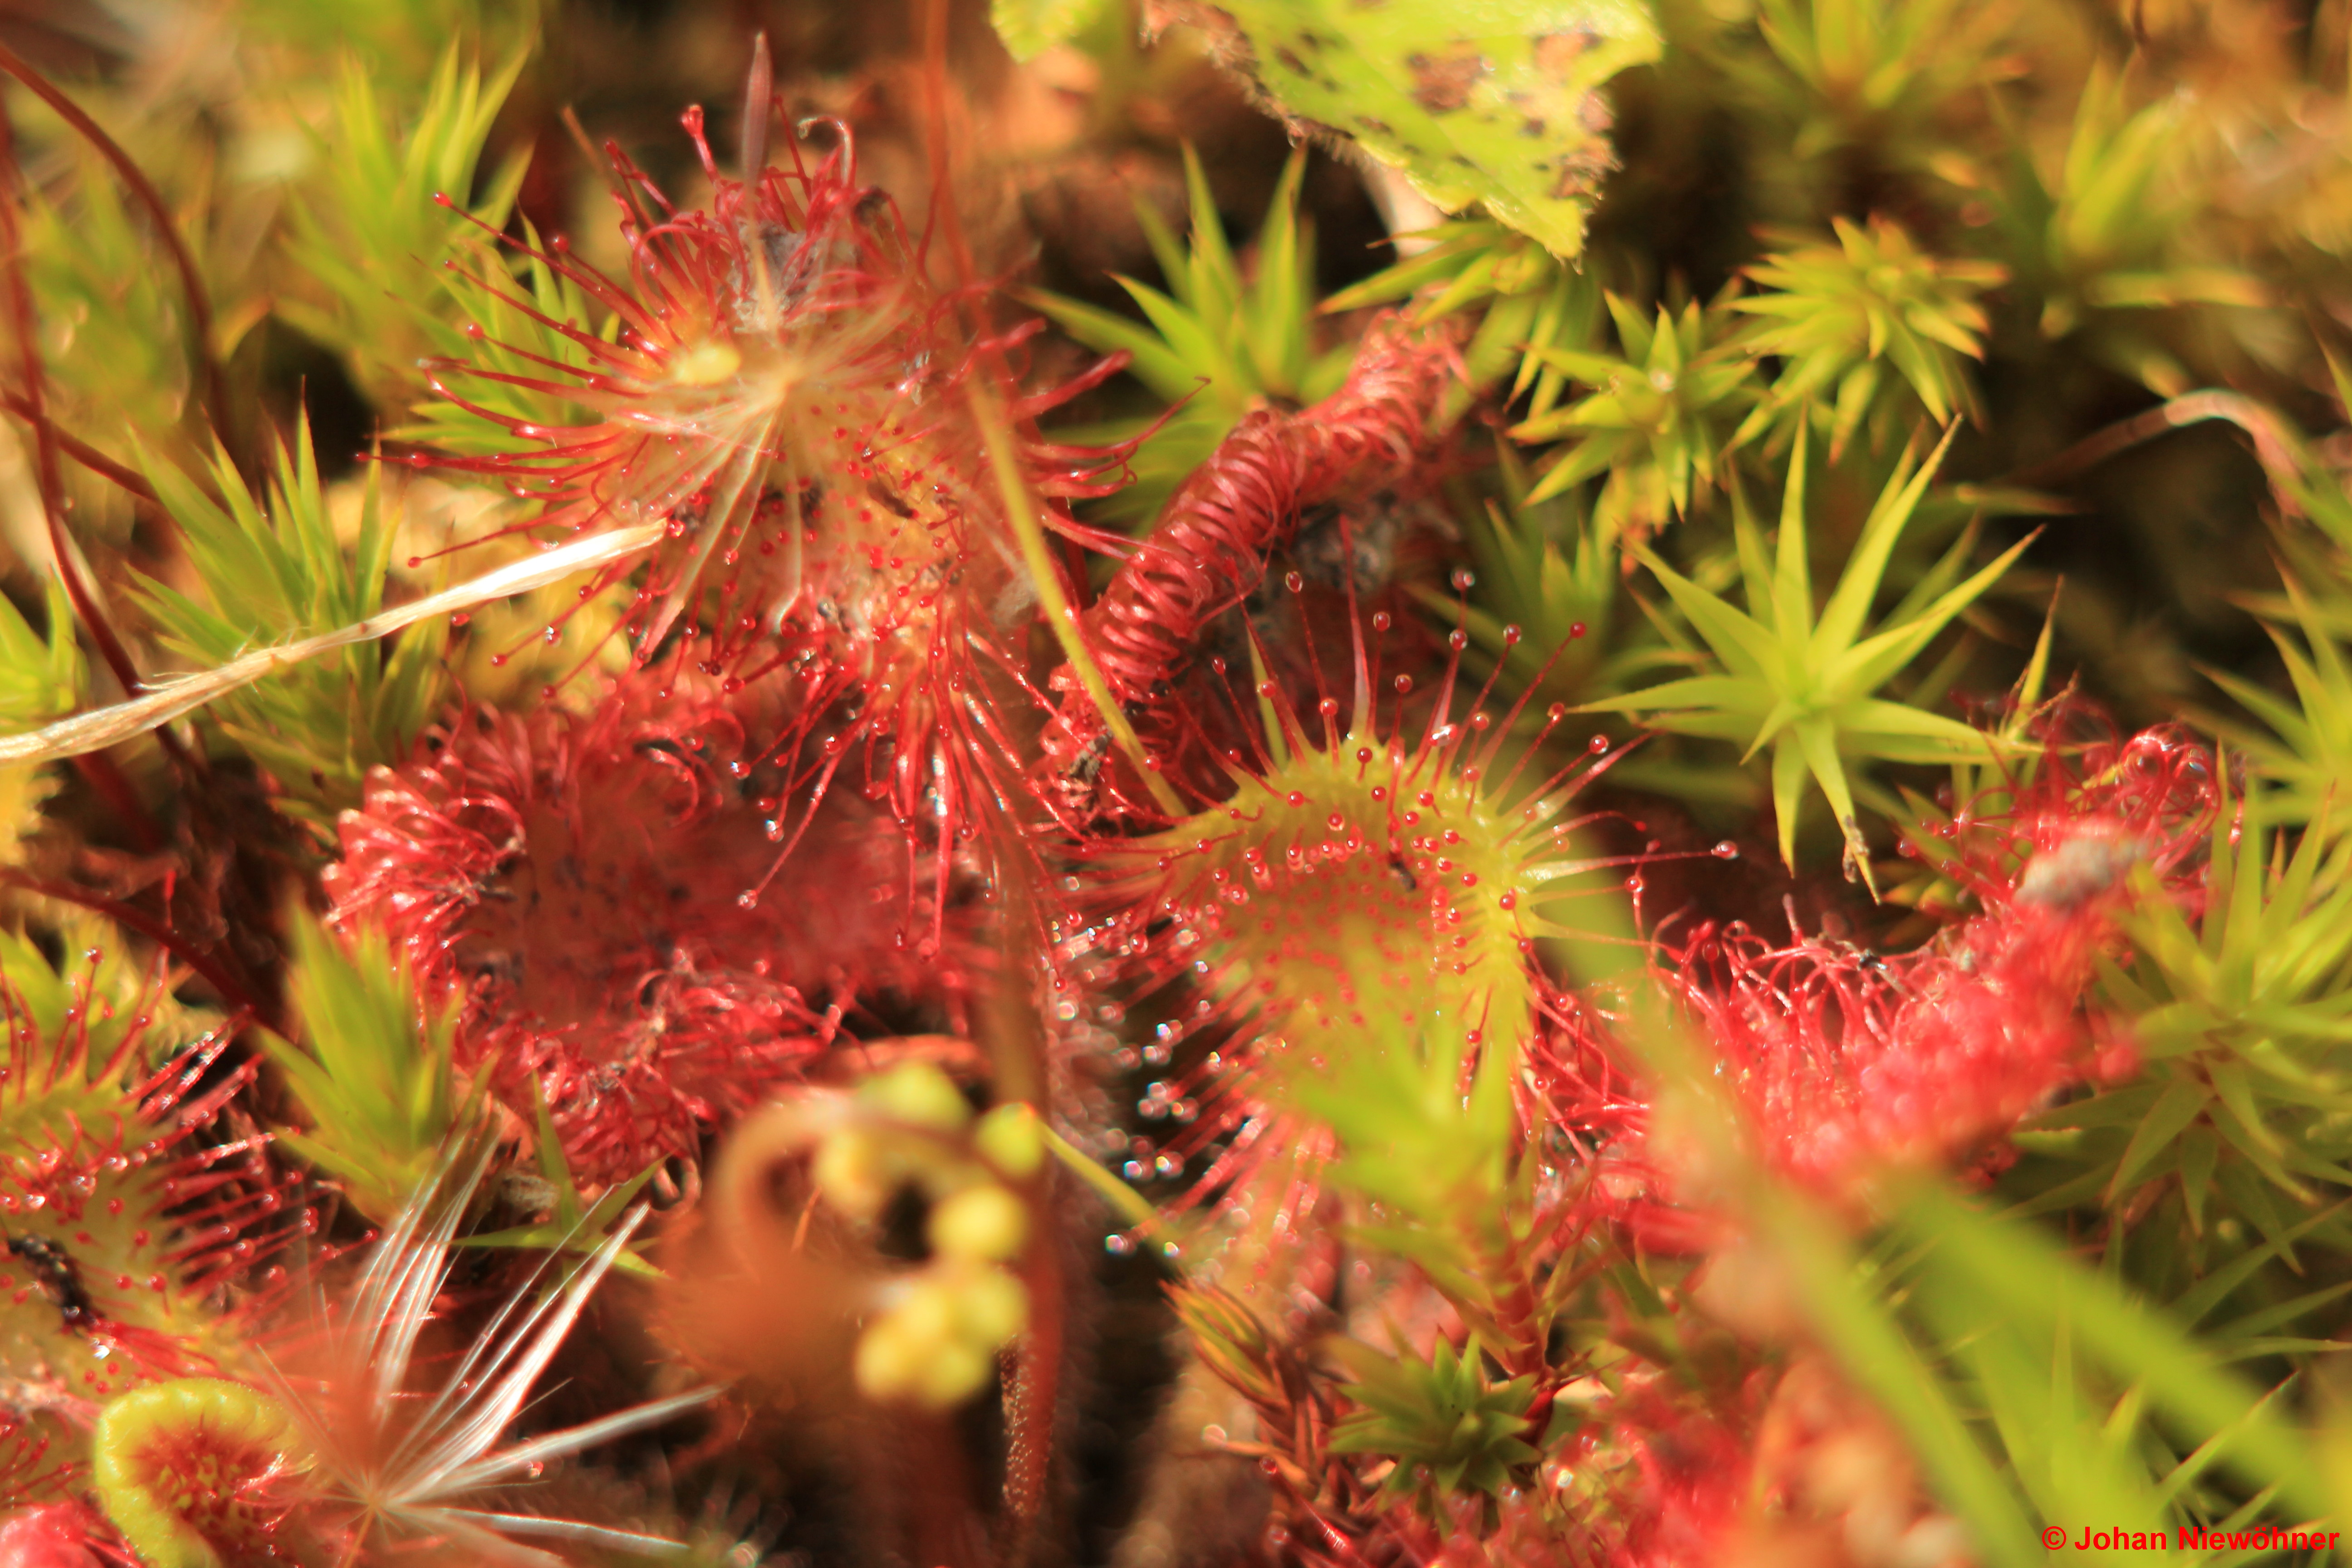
xmin=91 ymin=1377 xmax=300 ymax=1568
xmin=673 ymin=1064 xmax=1041 ymax=1411
xmin=1152 ymin=0 xmax=1660 ymax=257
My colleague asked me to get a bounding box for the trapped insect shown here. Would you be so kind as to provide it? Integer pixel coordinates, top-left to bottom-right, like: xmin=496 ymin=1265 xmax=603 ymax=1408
xmin=6 ymin=1237 xmax=94 ymax=1333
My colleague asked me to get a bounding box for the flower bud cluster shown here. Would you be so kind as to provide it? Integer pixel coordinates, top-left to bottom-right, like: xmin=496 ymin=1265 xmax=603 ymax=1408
xmin=810 ymin=1063 xmax=1044 ymax=1409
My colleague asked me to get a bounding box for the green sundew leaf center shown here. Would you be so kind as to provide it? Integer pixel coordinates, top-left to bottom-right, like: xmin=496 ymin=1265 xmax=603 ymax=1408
xmin=1127 ymin=736 xmax=1543 ymax=1061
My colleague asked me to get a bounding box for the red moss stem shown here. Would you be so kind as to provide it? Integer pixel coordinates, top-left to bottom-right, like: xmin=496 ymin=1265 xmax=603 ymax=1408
xmin=0 ymin=96 xmax=200 ymax=781
xmin=0 ymin=869 xmax=276 ymax=1033
xmin=0 ymin=41 xmax=236 ymax=475
xmin=0 ymin=393 xmax=162 ymax=502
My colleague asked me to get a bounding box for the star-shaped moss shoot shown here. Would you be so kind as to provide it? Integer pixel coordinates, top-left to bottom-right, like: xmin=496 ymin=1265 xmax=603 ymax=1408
xmin=2024 ymin=779 xmax=2352 ymax=1261
xmin=1512 ymin=292 xmax=1759 ymax=538
xmin=1327 ymin=1335 xmax=1538 ymax=1525
xmin=1029 ymin=147 xmax=1354 ymax=523
xmin=1583 ymin=422 xmax=2032 ymax=890
xmin=2200 ymin=571 xmax=2352 ymax=831
xmin=1732 ymin=216 xmax=2005 ymax=456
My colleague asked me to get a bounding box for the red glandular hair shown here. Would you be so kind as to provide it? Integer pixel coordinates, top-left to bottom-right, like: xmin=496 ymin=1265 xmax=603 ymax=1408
xmin=1899 ymin=701 xmax=2218 ymax=913
xmin=0 ymin=1501 xmax=134 ymax=1568
xmin=1043 ymin=316 xmax=1469 ymax=813
xmin=325 ymin=670 xmax=984 ymax=1186
xmin=0 ymin=960 xmax=295 ymax=1409
xmin=0 ymin=1406 xmax=78 ymax=1519
xmin=1051 ymin=593 xmax=1639 ymax=1248
xmin=420 ymin=108 xmax=1127 ymax=881
xmin=1664 ymin=718 xmax=2220 ymax=1199
xmin=1671 ymin=908 xmax=2101 ymax=1195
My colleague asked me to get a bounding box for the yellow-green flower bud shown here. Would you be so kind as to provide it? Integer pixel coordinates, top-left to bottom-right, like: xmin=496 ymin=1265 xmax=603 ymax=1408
xmin=854 ymin=1309 xmax=930 ymax=1403
xmin=908 ymin=1335 xmax=995 ymax=1409
xmin=974 ymin=1102 xmax=1044 ymax=1179
xmin=928 ymin=1184 xmax=1029 ymax=1262
xmin=810 ymin=1126 xmax=897 ymax=1219
xmin=860 ymin=1061 xmax=970 ymax=1132
xmin=949 ymin=1263 xmax=1029 ymax=1347
xmin=857 ymin=1276 xmax=986 ymax=1407
xmin=853 ymin=1261 xmax=1029 ymax=1408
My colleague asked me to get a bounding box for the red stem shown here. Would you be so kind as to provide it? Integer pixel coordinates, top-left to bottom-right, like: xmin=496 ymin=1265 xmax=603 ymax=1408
xmin=918 ymin=0 xmax=979 ymax=312
xmin=68 ymin=753 xmax=163 ymax=853
xmin=0 ymin=868 xmax=279 ymax=1034
xmin=1003 ymin=1182 xmax=1064 ymax=1558
xmin=0 ymin=39 xmax=236 ymax=469
xmin=0 ymin=391 xmax=160 ymax=501
xmin=0 ymin=93 xmax=198 ymax=777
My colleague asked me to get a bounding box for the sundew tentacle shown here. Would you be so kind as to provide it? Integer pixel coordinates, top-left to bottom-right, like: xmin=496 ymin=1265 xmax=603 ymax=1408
xmin=1063 ymin=603 xmax=1647 ymax=1225
xmin=399 ymin=93 xmax=1150 ymax=938
xmin=0 ymin=951 xmax=299 ymax=1421
xmin=1040 ymin=316 xmax=1470 ymax=815
xmin=324 ymin=668 xmax=986 ymax=1187
xmin=90 ymin=1377 xmax=300 ymax=1568
xmin=0 ymin=1406 xmax=82 ymax=1525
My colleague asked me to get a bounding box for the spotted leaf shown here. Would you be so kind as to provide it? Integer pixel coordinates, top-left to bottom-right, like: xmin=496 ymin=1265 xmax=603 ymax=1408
xmin=1154 ymin=0 xmax=1658 ymax=257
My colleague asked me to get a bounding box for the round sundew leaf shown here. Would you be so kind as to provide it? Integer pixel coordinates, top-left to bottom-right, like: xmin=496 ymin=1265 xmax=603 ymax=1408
xmin=0 ymin=1502 xmax=113 ymax=1568
xmin=0 ymin=1014 xmax=242 ymax=1404
xmin=1091 ymin=727 xmax=1568 ymax=1081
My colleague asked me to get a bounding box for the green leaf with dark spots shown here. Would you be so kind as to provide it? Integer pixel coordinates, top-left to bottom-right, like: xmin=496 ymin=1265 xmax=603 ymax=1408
xmin=1158 ymin=0 xmax=1659 ymax=257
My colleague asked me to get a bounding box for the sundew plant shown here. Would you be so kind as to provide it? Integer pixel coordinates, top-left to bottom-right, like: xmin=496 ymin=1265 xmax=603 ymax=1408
xmin=2 ymin=0 xmax=2352 ymax=1563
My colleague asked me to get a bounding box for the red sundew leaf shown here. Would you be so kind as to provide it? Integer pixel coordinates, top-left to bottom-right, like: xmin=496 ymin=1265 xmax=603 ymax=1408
xmin=1666 ymin=905 xmax=2102 ymax=1197
xmin=1900 ymin=705 xmax=2221 ymax=914
xmin=0 ymin=957 xmax=300 ymax=1404
xmin=0 ymin=1502 xmax=130 ymax=1568
xmin=1653 ymin=719 xmax=2224 ymax=1203
xmin=414 ymin=110 xmax=1131 ymax=877
xmin=1039 ymin=314 xmax=1470 ymax=815
xmin=325 ymin=669 xmax=984 ymax=1186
